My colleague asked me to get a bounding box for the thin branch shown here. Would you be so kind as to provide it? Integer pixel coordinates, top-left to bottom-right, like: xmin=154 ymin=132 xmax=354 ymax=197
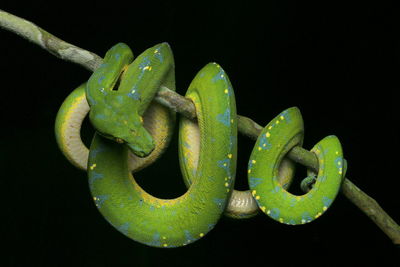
xmin=1 ymin=8 xmax=399 ymax=245
xmin=0 ymin=9 xmax=102 ymax=71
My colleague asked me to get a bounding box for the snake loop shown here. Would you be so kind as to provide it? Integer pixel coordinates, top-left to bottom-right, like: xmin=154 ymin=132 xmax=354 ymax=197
xmin=248 ymin=108 xmax=346 ymax=224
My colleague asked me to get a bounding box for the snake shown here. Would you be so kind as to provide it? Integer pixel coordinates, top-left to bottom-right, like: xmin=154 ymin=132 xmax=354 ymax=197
xmin=55 ymin=42 xmax=346 ymax=247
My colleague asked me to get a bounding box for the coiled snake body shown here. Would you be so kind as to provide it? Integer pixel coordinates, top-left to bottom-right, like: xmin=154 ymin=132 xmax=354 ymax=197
xmin=55 ymin=43 xmax=345 ymax=247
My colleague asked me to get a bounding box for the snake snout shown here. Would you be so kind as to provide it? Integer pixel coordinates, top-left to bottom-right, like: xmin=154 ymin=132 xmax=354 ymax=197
xmin=125 ymin=127 xmax=155 ymax=158
xmin=128 ymin=144 xmax=154 ymax=158
xmin=126 ymin=140 xmax=155 ymax=158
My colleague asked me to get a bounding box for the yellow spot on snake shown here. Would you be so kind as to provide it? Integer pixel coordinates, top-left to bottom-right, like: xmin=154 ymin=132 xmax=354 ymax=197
xmin=252 ymin=190 xmax=256 ymax=196
xmin=225 ymin=182 xmax=229 ymax=187
xmin=276 ymin=120 xmax=280 ymax=124
xmin=260 ymin=206 xmax=266 ymax=212
xmin=265 ymin=132 xmax=270 ymax=138
xmin=162 ymin=236 xmax=166 ymax=240
xmin=140 ymin=116 xmax=144 ymax=123
xmin=279 ymin=218 xmax=284 ymax=223
xmin=335 ymin=151 xmax=339 ymax=155
xmin=199 ymin=233 xmax=204 ymax=237
xmin=228 ymin=153 xmax=232 ymax=158
xmin=90 ymin=163 xmax=96 ymax=170
xmin=267 ymin=210 xmax=271 ymax=215
xmin=224 ymin=89 xmax=228 ymax=94
xmin=315 ymin=212 xmax=322 ymax=218
xmin=248 ymin=169 xmax=252 ymax=174
xmin=255 ymin=195 xmax=260 ymax=200
xmin=258 ymin=146 xmax=262 ymax=151
xmin=143 ymin=66 xmax=152 ymax=71
xmin=268 ymin=126 xmax=273 ymax=130
xmin=323 ymin=206 xmax=328 ymax=211
xmin=231 ymin=119 xmax=234 ymax=123
xmin=252 ymin=160 xmax=256 ymax=164
xmin=280 ymin=115 xmax=285 ymax=120
xmin=163 ymin=244 xmax=168 ymax=247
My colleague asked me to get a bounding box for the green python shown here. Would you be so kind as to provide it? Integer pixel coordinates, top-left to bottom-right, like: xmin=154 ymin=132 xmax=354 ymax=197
xmin=55 ymin=42 xmax=346 ymax=247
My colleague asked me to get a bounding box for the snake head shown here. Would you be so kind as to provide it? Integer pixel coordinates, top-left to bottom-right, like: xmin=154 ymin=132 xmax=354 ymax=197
xmin=89 ymin=98 xmax=155 ymax=158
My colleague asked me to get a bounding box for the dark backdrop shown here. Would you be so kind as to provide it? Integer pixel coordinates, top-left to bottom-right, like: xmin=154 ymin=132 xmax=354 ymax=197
xmin=1 ymin=1 xmax=399 ymax=266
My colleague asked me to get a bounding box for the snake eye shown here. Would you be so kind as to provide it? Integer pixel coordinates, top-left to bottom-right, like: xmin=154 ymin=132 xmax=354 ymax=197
xmin=115 ymin=138 xmax=124 ymax=144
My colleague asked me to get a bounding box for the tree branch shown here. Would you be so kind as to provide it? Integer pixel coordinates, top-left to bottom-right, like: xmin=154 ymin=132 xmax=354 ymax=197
xmin=1 ymin=8 xmax=399 ymax=245
xmin=0 ymin=9 xmax=102 ymax=71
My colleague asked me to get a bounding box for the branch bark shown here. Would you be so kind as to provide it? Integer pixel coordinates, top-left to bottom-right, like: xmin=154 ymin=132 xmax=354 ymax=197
xmin=1 ymin=8 xmax=399 ymax=245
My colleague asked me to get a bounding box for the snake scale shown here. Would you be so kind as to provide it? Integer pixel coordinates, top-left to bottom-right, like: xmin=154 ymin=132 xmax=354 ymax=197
xmin=55 ymin=42 xmax=346 ymax=247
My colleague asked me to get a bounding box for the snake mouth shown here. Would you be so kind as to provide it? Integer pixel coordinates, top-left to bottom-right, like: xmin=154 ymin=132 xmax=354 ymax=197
xmin=96 ymin=131 xmax=118 ymax=142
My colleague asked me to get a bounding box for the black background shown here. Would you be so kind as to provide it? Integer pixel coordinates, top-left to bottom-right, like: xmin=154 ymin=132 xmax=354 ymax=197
xmin=1 ymin=1 xmax=399 ymax=266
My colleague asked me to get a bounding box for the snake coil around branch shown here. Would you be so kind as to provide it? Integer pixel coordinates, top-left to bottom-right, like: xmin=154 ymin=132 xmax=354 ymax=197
xmin=1 ymin=8 xmax=399 ymax=246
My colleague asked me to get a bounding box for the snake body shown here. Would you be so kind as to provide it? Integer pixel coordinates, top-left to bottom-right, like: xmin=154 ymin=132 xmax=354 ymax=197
xmin=55 ymin=43 xmax=346 ymax=247
xmin=88 ymin=44 xmax=238 ymax=247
